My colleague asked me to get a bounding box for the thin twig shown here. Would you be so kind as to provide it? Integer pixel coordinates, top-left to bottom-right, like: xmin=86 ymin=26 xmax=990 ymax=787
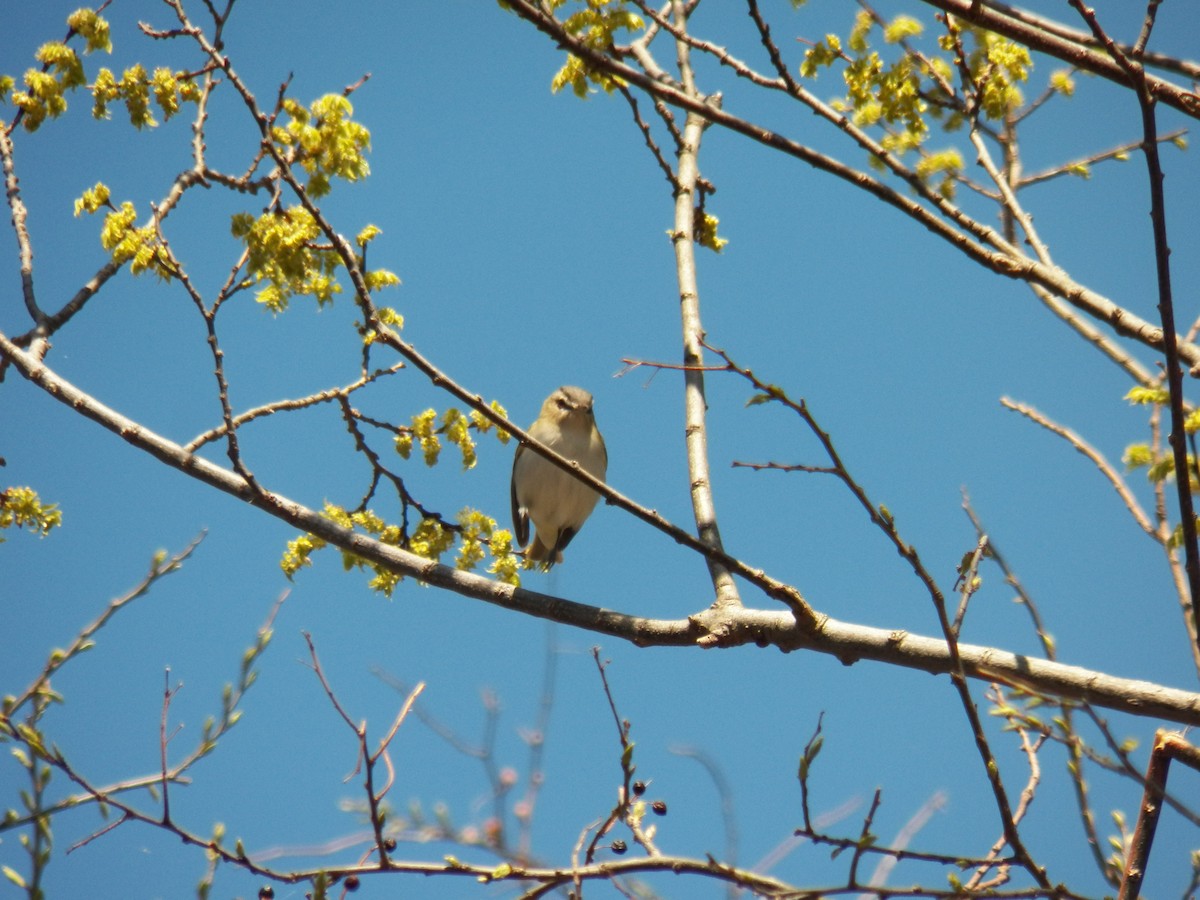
xmin=1000 ymin=397 xmax=1156 ymax=537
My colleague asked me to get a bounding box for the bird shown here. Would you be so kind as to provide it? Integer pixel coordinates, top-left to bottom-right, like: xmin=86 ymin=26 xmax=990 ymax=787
xmin=511 ymin=386 xmax=607 ymax=566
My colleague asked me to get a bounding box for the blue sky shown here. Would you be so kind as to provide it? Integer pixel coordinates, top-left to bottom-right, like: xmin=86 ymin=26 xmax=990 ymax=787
xmin=3 ymin=1 xmax=1200 ymax=898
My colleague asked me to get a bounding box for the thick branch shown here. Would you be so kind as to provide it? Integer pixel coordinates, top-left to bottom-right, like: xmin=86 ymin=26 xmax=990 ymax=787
xmin=917 ymin=0 xmax=1200 ymax=120
xmin=978 ymin=1 xmax=1200 ymax=81
xmin=6 ymin=333 xmax=1200 ymax=726
xmin=674 ymin=103 xmax=741 ymax=608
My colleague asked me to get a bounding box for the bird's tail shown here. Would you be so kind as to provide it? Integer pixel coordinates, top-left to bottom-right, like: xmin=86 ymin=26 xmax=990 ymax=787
xmin=524 ymin=533 xmax=563 ymax=567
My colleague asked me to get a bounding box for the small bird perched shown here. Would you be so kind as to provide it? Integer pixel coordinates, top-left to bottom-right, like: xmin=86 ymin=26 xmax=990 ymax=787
xmin=511 ymin=386 xmax=607 ymax=566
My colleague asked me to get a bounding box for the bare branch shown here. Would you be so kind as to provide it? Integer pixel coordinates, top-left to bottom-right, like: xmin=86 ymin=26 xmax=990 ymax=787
xmin=1000 ymin=398 xmax=1156 ymax=538
xmin=184 ymin=363 xmax=405 ymax=451
xmin=672 ymin=102 xmax=742 ymax=610
xmin=1067 ymin=0 xmax=1200 ymax=660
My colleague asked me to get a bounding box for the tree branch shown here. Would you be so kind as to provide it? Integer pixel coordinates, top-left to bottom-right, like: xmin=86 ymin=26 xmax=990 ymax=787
xmin=159 ymin=4 xmax=816 ymax=626
xmin=501 ymin=0 xmax=1200 ymax=373
xmin=1066 ymin=0 xmax=1200 ymax=669
xmin=917 ymin=0 xmax=1200 ymax=120
xmin=5 ymin=333 xmax=1200 ymax=725
xmin=673 ymin=96 xmax=741 ymax=608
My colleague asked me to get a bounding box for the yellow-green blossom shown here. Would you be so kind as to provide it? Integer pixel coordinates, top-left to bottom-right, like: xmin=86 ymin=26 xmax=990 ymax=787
xmin=67 ymin=8 xmax=113 ymax=54
xmin=696 ymin=213 xmax=728 ymax=253
xmin=230 ymin=205 xmax=341 ymax=311
xmin=470 ymin=400 xmax=510 ymax=443
xmin=0 ymin=486 xmax=63 ymax=542
xmin=443 ymin=409 xmax=476 ymax=469
xmin=410 ymin=517 xmax=454 ymax=563
xmin=883 ymin=15 xmax=922 ymax=43
xmin=550 ymin=2 xmax=644 ymax=97
xmin=274 ymin=94 xmax=371 ymax=198
xmin=915 ymin=148 xmax=963 ymax=199
xmin=96 ymin=200 xmax=173 ymax=278
xmin=73 ymin=181 xmax=110 ymax=216
xmin=407 ymin=408 xmax=441 ymax=466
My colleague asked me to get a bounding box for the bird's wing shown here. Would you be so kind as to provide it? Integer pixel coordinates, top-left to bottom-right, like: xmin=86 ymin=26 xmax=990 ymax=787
xmin=511 ymin=444 xmax=530 ymax=546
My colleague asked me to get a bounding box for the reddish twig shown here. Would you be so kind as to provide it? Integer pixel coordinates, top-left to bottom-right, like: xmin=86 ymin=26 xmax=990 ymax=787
xmin=1119 ymin=730 xmax=1200 ymax=900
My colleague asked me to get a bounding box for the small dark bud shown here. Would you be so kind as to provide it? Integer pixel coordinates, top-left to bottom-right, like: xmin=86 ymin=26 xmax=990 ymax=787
xmin=258 ymin=888 xmax=275 ymax=900
xmin=651 ymin=800 xmax=667 ymax=816
xmin=344 ymin=874 xmax=361 ymax=891
xmin=632 ymin=781 xmax=647 ymax=796
xmin=611 ymin=839 xmax=628 ymax=855
xmin=383 ymin=838 xmax=397 ymax=852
